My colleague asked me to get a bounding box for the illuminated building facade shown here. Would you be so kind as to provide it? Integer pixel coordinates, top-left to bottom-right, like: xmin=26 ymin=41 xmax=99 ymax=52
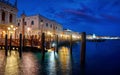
xmin=17 ymin=14 xmax=63 ymax=38
xmin=0 ymin=0 xmax=18 ymax=38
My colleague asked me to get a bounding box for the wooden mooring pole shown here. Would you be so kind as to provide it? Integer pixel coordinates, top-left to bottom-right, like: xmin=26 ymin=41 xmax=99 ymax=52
xmin=56 ymin=35 xmax=58 ymax=53
xmin=70 ymin=35 xmax=72 ymax=55
xmin=41 ymin=33 xmax=45 ymax=59
xmin=23 ymin=35 xmax=25 ymax=49
xmin=80 ymin=32 xmax=86 ymax=66
xmin=31 ymin=35 xmax=33 ymax=49
xmin=10 ymin=35 xmax=12 ymax=52
xmin=5 ymin=34 xmax=8 ymax=56
xmin=19 ymin=34 xmax=22 ymax=58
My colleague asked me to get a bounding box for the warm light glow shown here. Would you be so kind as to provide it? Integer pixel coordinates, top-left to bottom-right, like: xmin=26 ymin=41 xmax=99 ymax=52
xmin=27 ymin=27 xmax=30 ymax=31
xmin=72 ymin=35 xmax=77 ymax=38
xmin=10 ymin=31 xmax=13 ymax=34
xmin=60 ymin=34 xmax=63 ymax=37
xmin=3 ymin=31 xmax=5 ymax=33
xmin=10 ymin=25 xmax=13 ymax=28
xmin=4 ymin=51 xmax=19 ymax=75
xmin=8 ymin=27 xmax=10 ymax=30
xmin=2 ymin=47 xmax=4 ymax=49
xmin=13 ymin=47 xmax=15 ymax=50
xmin=59 ymin=47 xmax=70 ymax=72
xmin=77 ymin=36 xmax=80 ymax=39
xmin=48 ymin=49 xmax=52 ymax=52
xmin=13 ymin=28 xmax=16 ymax=31
xmin=47 ymin=31 xmax=52 ymax=35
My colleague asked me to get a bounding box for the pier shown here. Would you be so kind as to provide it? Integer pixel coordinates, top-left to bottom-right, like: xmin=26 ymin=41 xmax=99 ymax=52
xmin=0 ymin=31 xmax=110 ymax=67
xmin=0 ymin=32 xmax=88 ymax=64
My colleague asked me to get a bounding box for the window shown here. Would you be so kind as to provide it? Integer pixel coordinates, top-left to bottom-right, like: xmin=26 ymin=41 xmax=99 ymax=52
xmin=41 ymin=20 xmax=43 ymax=22
xmin=50 ymin=24 xmax=52 ymax=28
xmin=2 ymin=11 xmax=5 ymax=21
xmin=9 ymin=14 xmax=13 ymax=23
xmin=46 ymin=23 xmax=48 ymax=27
xmin=24 ymin=22 xmax=27 ymax=25
xmin=19 ymin=19 xmax=21 ymax=22
xmin=18 ymin=23 xmax=20 ymax=26
xmin=31 ymin=21 xmax=34 ymax=25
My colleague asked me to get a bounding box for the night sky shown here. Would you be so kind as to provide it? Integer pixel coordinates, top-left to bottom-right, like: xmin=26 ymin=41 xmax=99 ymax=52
xmin=10 ymin=0 xmax=120 ymax=36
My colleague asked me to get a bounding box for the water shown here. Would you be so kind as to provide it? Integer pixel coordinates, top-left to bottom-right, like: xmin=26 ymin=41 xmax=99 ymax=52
xmin=0 ymin=40 xmax=120 ymax=75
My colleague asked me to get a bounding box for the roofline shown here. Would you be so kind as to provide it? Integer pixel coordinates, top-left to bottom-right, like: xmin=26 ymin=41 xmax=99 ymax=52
xmin=0 ymin=1 xmax=18 ymax=9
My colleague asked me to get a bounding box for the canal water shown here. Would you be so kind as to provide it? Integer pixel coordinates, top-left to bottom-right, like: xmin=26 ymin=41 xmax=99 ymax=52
xmin=0 ymin=40 xmax=120 ymax=75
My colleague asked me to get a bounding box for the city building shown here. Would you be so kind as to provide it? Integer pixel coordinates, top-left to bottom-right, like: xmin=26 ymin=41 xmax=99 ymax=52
xmin=17 ymin=13 xmax=63 ymax=39
xmin=63 ymin=29 xmax=80 ymax=40
xmin=0 ymin=0 xmax=18 ymax=38
xmin=0 ymin=0 xmax=80 ymax=41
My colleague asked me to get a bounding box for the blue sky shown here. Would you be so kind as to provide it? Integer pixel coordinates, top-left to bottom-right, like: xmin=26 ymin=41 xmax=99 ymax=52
xmin=10 ymin=0 xmax=120 ymax=36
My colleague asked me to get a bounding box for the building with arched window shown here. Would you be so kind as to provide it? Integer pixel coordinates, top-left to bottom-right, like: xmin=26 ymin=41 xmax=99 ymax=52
xmin=0 ymin=0 xmax=18 ymax=38
xmin=17 ymin=14 xmax=63 ymax=39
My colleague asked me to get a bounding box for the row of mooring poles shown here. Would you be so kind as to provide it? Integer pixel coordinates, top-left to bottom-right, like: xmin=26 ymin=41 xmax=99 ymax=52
xmin=4 ymin=32 xmax=86 ymax=64
xmin=41 ymin=33 xmax=59 ymax=60
xmin=39 ymin=32 xmax=86 ymax=65
xmin=69 ymin=32 xmax=86 ymax=66
xmin=5 ymin=34 xmax=23 ymax=58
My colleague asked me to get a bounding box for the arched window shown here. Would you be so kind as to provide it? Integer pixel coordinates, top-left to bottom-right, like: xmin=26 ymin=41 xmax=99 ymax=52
xmin=46 ymin=23 xmax=48 ymax=27
xmin=2 ymin=11 xmax=5 ymax=21
xmin=31 ymin=21 xmax=34 ymax=25
xmin=50 ymin=24 xmax=52 ymax=28
xmin=9 ymin=14 xmax=13 ymax=23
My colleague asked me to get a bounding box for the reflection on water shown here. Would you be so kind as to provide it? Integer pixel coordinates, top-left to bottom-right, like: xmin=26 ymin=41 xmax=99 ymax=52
xmin=0 ymin=41 xmax=119 ymax=75
xmin=20 ymin=52 xmax=39 ymax=75
xmin=47 ymin=51 xmax=57 ymax=75
xmin=0 ymin=46 xmax=72 ymax=75
xmin=59 ymin=47 xmax=72 ymax=75
xmin=4 ymin=51 xmax=20 ymax=75
xmin=0 ymin=50 xmax=6 ymax=75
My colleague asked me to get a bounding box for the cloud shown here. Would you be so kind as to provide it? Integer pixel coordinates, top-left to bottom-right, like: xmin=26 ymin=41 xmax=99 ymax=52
xmin=15 ymin=0 xmax=120 ymax=35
